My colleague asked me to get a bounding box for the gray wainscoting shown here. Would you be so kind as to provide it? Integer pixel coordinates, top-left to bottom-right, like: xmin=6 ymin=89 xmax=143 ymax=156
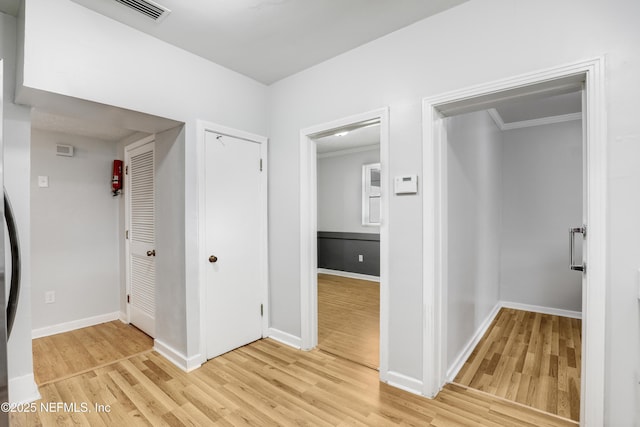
xmin=317 ymin=232 xmax=380 ymax=276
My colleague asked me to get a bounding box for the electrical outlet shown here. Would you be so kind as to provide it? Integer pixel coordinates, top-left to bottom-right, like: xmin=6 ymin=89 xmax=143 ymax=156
xmin=358 ymin=254 xmax=364 ymax=262
xmin=45 ymin=291 xmax=55 ymax=304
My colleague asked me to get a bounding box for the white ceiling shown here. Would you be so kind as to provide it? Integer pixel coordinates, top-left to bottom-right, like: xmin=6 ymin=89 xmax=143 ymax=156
xmin=0 ymin=0 xmax=579 ymax=139
xmin=31 ymin=109 xmax=140 ymax=142
xmin=63 ymin=0 xmax=466 ymax=84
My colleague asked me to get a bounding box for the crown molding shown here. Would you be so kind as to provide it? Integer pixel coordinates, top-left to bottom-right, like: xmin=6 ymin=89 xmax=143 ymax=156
xmin=317 ymin=143 xmax=379 ymax=159
xmin=488 ymin=109 xmax=581 ymax=131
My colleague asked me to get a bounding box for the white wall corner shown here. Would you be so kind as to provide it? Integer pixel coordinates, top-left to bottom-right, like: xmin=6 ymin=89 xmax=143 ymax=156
xmin=9 ymin=374 xmax=40 ymax=404
xmin=385 ymin=371 xmax=424 ymax=396
xmin=446 ymin=302 xmax=502 ymax=382
xmin=153 ymin=339 xmax=202 ymax=373
xmin=267 ymin=328 xmax=302 ymax=349
xmin=119 ymin=312 xmax=128 ymax=323
xmin=31 ymin=311 xmax=121 ymax=339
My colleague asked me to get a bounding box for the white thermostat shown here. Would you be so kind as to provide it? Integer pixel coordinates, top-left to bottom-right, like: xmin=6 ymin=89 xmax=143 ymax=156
xmin=394 ymin=175 xmax=418 ymax=194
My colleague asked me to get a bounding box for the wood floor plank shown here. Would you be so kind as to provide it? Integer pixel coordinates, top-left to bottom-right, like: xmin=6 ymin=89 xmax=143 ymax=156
xmin=318 ymin=273 xmax=379 ymax=369
xmin=33 ymin=321 xmax=153 ymax=385
xmin=454 ymin=308 xmax=581 ymax=422
xmin=18 ymin=329 xmax=579 ymax=427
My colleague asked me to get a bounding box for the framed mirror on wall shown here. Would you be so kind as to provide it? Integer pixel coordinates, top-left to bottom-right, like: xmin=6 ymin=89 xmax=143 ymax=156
xmin=362 ymin=162 xmax=381 ymax=226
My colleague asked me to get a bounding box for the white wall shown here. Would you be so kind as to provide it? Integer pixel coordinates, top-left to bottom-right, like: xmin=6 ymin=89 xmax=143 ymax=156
xmin=19 ymin=0 xmax=268 ymax=363
xmin=1 ymin=11 xmax=38 ymax=403
xmin=318 ymin=148 xmax=380 ymax=234
xmin=30 ymin=129 xmax=120 ymax=330
xmin=153 ymin=126 xmax=186 ymax=350
xmin=267 ymin=0 xmax=640 ymax=423
xmin=500 ymin=120 xmax=583 ymax=312
xmin=446 ymin=111 xmax=501 ymax=369
xmin=117 ymin=127 xmax=186 ymax=353
xmin=12 ymin=0 xmax=640 ymax=422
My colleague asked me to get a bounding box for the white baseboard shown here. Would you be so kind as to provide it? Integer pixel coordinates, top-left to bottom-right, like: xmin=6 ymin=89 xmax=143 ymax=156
xmin=119 ymin=311 xmax=128 ymax=323
xmin=317 ymin=268 xmax=380 ymax=283
xmin=501 ymin=301 xmax=582 ymax=319
xmin=153 ymin=339 xmax=202 ymax=372
xmin=385 ymin=371 xmax=424 ymax=396
xmin=447 ymin=301 xmax=502 ymax=381
xmin=267 ymin=328 xmax=302 ymax=349
xmin=32 ymin=311 xmax=121 ymax=339
xmin=9 ymin=373 xmax=40 ymax=404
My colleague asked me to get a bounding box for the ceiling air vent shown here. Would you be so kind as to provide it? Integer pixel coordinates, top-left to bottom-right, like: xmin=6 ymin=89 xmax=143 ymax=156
xmin=113 ymin=0 xmax=171 ymax=22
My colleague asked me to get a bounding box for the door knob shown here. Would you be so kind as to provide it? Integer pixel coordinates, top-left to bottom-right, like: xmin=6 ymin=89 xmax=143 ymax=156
xmin=147 ymin=250 xmax=156 ymax=257
xmin=209 ymin=255 xmax=218 ymax=263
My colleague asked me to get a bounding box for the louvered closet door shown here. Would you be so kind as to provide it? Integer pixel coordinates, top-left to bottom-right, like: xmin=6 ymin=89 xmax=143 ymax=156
xmin=126 ymin=139 xmax=156 ymax=338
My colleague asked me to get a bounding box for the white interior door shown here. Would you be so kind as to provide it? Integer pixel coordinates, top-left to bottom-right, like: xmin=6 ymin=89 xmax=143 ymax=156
xmin=126 ymin=138 xmax=156 ymax=338
xmin=205 ymin=131 xmax=263 ymax=359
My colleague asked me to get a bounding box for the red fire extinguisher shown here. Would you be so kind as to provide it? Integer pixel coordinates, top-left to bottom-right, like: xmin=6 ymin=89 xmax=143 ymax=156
xmin=112 ymin=160 xmax=123 ymax=196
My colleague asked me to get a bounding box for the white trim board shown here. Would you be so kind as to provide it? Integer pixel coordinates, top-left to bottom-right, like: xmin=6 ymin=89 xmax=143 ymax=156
xmin=488 ymin=108 xmax=582 ymax=131
xmin=267 ymin=328 xmax=302 ymax=349
xmin=31 ymin=311 xmax=121 ymax=339
xmin=422 ymin=57 xmax=607 ymax=426
xmin=317 ymin=268 xmax=380 ymax=283
xmin=446 ymin=302 xmax=502 ymax=382
xmin=317 ymin=144 xmax=380 ymax=159
xmin=299 ymin=107 xmax=390 ymax=384
xmin=9 ymin=374 xmax=40 ymax=405
xmin=154 ymin=339 xmax=202 ymax=372
xmin=386 ymin=371 xmax=424 ymax=396
xmin=501 ymin=301 xmax=582 ymax=320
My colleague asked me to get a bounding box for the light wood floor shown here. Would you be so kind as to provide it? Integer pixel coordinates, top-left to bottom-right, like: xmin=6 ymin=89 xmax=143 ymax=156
xmin=454 ymin=308 xmax=582 ymax=422
xmin=318 ymin=273 xmax=379 ymax=369
xmin=14 ymin=336 xmax=577 ymax=426
xmin=32 ymin=320 xmax=153 ymax=385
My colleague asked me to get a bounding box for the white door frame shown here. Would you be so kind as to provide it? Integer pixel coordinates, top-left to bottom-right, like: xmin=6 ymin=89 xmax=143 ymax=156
xmin=196 ymin=120 xmax=269 ymax=360
xmin=299 ymin=107 xmax=390 ymax=380
xmin=422 ymin=57 xmax=606 ymax=426
xmin=124 ymin=134 xmax=156 ymax=325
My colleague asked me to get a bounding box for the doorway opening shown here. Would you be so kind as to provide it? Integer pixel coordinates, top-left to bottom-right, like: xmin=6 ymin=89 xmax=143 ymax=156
xmin=445 ymin=91 xmax=584 ymax=421
xmin=299 ymin=108 xmax=390 ymax=379
xmin=313 ymin=121 xmax=381 ymax=369
xmin=422 ymin=58 xmax=606 ymax=425
xmin=28 ymin=99 xmax=183 ymax=384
